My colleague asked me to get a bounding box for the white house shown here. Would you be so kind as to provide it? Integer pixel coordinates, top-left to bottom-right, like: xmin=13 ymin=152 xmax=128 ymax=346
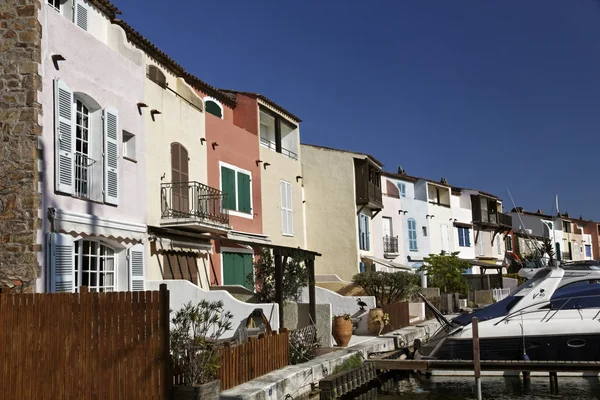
xmin=40 ymin=0 xmax=147 ymax=293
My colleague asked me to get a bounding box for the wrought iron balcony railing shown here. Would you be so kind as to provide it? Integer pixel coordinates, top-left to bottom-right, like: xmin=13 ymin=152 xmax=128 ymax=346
xmin=74 ymin=153 xmax=103 ymax=202
xmin=260 ymin=137 xmax=298 ymax=160
xmin=161 ymin=181 xmax=229 ymax=226
xmin=383 ymin=236 xmax=399 ymax=254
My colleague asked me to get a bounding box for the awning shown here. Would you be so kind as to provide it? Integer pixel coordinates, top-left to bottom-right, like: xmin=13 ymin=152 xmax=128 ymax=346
xmin=466 ymin=259 xmax=505 ymax=268
xmin=225 ymin=230 xmax=272 ymax=246
xmin=152 ymin=236 xmax=212 ymax=252
xmin=53 ymin=208 xmax=146 ymax=242
xmin=362 ymin=256 xmax=414 ymax=271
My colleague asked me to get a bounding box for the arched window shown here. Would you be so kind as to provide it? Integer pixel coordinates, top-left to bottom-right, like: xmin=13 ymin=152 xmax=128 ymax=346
xmin=148 ymin=65 xmax=167 ymax=88
xmin=408 ymin=218 xmax=418 ymax=251
xmin=170 ymin=142 xmax=189 ymax=214
xmin=204 ymin=97 xmax=223 ymax=119
xmin=75 ymin=240 xmax=116 ymax=292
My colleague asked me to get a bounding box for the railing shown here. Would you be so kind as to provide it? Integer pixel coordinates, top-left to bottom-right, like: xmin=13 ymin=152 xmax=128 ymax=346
xmin=383 ymin=236 xmax=399 ymax=253
xmin=499 ymin=212 xmax=512 ymax=228
xmin=161 ymin=181 xmax=229 ymax=226
xmin=74 ymin=153 xmax=102 ymax=201
xmin=260 ymin=137 xmax=298 ymax=160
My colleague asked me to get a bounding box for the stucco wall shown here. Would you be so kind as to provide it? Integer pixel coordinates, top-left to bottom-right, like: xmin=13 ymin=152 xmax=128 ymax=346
xmin=259 ymin=145 xmax=305 ymax=249
xmin=398 ymin=179 xmax=430 ymax=266
xmin=302 ymin=145 xmax=360 ymax=281
xmin=147 ymin=280 xmax=280 ymax=339
xmin=39 ymin=8 xmax=146 ymax=290
xmin=283 ymin=302 xmax=332 ymax=347
xmin=451 ymin=192 xmax=475 ymax=260
xmin=143 ymin=60 xmax=207 ymax=284
xmin=373 ymin=182 xmax=407 ymax=266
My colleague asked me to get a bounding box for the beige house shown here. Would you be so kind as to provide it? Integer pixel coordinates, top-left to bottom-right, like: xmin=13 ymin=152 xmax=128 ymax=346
xmin=117 ymin=23 xmax=234 ymax=289
xmin=302 ymin=145 xmax=384 ymax=282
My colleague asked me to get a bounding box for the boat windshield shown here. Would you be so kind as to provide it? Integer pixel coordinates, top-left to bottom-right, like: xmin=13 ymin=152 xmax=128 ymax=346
xmin=452 ymin=268 xmax=552 ymax=326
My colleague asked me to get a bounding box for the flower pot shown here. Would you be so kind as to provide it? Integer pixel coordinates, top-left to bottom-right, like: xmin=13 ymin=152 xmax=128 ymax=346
xmin=172 ymin=380 xmax=220 ymax=400
xmin=332 ymin=317 xmax=353 ymax=347
xmin=367 ymin=308 xmax=384 ymax=335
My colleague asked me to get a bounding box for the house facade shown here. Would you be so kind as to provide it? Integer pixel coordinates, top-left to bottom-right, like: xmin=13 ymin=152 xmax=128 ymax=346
xmin=41 ymin=0 xmax=148 ymax=293
xmin=191 ymin=89 xmax=267 ymax=289
xmin=302 ymin=145 xmax=383 ymax=281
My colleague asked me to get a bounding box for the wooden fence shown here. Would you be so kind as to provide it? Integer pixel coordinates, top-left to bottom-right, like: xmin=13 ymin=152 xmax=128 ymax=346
xmin=381 ymin=302 xmax=410 ymax=334
xmin=0 ymin=285 xmax=171 ymax=400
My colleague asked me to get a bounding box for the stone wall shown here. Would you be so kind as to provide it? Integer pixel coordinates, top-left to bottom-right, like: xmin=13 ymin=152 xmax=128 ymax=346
xmin=0 ymin=0 xmax=42 ymax=292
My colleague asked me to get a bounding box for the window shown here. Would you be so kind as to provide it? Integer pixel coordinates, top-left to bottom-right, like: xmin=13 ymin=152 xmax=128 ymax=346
xmin=147 ymin=65 xmax=167 ymax=88
xmin=358 ymin=214 xmax=370 ymax=251
xmin=74 ymin=0 xmax=88 ymax=31
xmin=222 ymin=252 xmax=254 ymax=290
xmin=505 ymin=235 xmax=513 ymax=252
xmin=48 ymin=0 xmax=60 ymax=11
xmin=205 ymin=98 xmax=223 ymax=119
xmin=586 ymin=245 xmax=592 ymax=258
xmin=458 ymin=227 xmax=471 ymax=247
xmin=422 ymin=226 xmax=428 ymax=237
xmin=280 ymin=181 xmax=293 ymax=236
xmin=563 ymin=220 xmax=571 ymax=233
xmin=74 ymin=99 xmax=91 ymax=199
xmin=259 ymin=108 xmax=298 ymax=160
xmin=123 ymin=131 xmax=136 ymax=160
xmin=221 ymin=163 xmax=252 ymax=217
xmin=74 ymin=240 xmax=115 ymax=292
xmin=54 ymin=79 xmax=120 ymax=205
xmin=408 ymin=218 xmax=418 ymax=251
xmin=398 ymin=182 xmax=406 ymax=197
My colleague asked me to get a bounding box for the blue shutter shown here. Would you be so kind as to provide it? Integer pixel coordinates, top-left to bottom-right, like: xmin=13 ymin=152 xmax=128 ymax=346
xmin=466 ymin=229 xmax=471 ymax=247
xmin=458 ymin=228 xmax=464 ymax=247
xmin=358 ymin=215 xmax=363 ymax=250
xmin=365 ymin=216 xmax=370 ymax=251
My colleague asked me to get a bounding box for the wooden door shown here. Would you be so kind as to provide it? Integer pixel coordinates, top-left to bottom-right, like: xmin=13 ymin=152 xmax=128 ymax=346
xmin=171 ymin=143 xmax=189 ymax=215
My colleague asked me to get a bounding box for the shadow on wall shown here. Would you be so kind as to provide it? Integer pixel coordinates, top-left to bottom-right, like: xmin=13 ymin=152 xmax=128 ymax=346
xmin=145 ymin=279 xmax=280 ymax=339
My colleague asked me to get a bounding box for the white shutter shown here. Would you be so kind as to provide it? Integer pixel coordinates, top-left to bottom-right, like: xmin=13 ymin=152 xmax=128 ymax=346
xmin=128 ymin=244 xmax=145 ymax=291
xmin=103 ymin=107 xmax=119 ymax=205
xmin=48 ymin=233 xmax=75 ymax=293
xmin=74 ymin=0 xmax=89 ymax=31
xmin=54 ymin=79 xmax=75 ymax=195
xmin=286 ymin=182 xmax=293 ymax=235
xmin=280 ymin=181 xmax=288 ymax=234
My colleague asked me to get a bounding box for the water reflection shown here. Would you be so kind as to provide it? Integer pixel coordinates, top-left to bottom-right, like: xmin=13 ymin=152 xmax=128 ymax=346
xmin=342 ymin=374 xmax=600 ymax=399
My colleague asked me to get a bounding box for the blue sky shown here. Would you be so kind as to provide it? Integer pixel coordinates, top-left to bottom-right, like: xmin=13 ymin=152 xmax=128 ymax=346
xmin=113 ymin=0 xmax=600 ymax=219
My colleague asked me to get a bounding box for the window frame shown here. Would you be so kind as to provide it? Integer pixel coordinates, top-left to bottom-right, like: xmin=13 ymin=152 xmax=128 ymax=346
xmin=280 ymin=180 xmax=294 ymax=236
xmin=398 ymin=182 xmax=407 ymax=198
xmin=74 ymin=239 xmax=117 ymax=293
xmin=505 ymin=235 xmax=513 ymax=252
xmin=219 ymin=161 xmax=253 ymax=219
xmin=48 ymin=0 xmax=61 ymax=12
xmin=586 ymin=244 xmax=592 ymax=258
xmin=122 ymin=130 xmax=136 ymax=161
xmin=204 ymin=97 xmax=224 ymax=119
xmin=258 ymin=106 xmax=298 ymax=160
xmin=458 ymin=227 xmax=471 ymax=247
xmin=408 ymin=218 xmax=418 ymax=251
xmin=358 ymin=213 xmax=370 ymax=251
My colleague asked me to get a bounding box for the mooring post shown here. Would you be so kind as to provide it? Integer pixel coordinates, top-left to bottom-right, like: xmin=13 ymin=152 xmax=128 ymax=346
xmin=472 ymin=317 xmax=482 ymax=400
xmin=549 ymin=371 xmax=558 ymax=394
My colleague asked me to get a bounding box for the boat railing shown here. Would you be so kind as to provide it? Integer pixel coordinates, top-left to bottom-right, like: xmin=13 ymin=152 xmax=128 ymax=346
xmin=493 ymin=293 xmax=600 ymax=326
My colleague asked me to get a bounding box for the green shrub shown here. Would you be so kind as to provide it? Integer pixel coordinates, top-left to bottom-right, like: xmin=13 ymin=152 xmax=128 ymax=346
xmin=332 ymin=353 xmax=363 ymax=375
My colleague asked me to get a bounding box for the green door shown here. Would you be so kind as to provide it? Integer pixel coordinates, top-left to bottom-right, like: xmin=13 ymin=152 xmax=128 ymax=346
xmin=222 ymin=252 xmax=254 ymax=290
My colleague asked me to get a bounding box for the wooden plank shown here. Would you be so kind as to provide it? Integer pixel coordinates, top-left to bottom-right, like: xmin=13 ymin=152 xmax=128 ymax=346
xmin=151 ymin=290 xmax=160 ymax=397
xmin=118 ymin=291 xmax=128 ymax=400
xmin=159 ymin=284 xmax=171 ymax=399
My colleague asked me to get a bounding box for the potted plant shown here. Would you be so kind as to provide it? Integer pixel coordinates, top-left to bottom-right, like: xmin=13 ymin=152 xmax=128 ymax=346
xmin=332 ymin=314 xmax=353 ymax=347
xmin=171 ymin=300 xmax=233 ymax=400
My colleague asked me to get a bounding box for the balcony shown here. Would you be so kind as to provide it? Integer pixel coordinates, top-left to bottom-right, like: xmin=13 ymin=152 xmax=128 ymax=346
xmin=471 ymin=195 xmax=512 ymax=229
xmin=260 ymin=137 xmax=298 ymax=160
xmin=160 ymin=182 xmax=230 ymax=233
xmin=354 ymin=159 xmax=383 ymax=210
xmin=383 ymin=236 xmax=399 ymax=258
xmin=74 ymin=153 xmax=103 ymax=202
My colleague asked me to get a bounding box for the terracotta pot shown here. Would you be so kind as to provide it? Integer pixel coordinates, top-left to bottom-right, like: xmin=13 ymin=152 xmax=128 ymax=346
xmin=332 ymin=317 xmax=352 ymax=347
xmin=367 ymin=308 xmax=384 ymax=335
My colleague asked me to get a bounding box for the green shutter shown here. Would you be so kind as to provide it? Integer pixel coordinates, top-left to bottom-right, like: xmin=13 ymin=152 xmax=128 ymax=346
xmin=221 ymin=167 xmax=237 ymax=210
xmin=205 ymin=100 xmax=223 ymax=118
xmin=222 ymin=252 xmax=254 ymax=290
xmin=237 ymin=172 xmax=251 ymax=214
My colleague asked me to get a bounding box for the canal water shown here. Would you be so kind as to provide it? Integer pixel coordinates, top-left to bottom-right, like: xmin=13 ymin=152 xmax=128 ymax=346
xmin=347 ymin=374 xmax=600 ymax=399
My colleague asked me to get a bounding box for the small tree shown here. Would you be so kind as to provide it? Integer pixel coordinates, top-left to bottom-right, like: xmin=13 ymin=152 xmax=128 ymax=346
xmin=249 ymin=247 xmax=309 ymax=303
xmin=170 ymin=300 xmax=233 ymax=386
xmin=352 ymin=271 xmax=420 ymax=305
xmin=421 ymin=251 xmax=470 ymax=296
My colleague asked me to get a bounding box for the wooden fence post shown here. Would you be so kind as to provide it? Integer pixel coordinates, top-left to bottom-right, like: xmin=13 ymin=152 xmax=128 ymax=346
xmin=159 ymin=283 xmax=171 ymax=399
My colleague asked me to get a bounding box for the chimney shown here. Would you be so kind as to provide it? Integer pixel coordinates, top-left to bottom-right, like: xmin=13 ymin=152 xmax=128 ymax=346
xmin=397 ymin=166 xmax=405 ymax=175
